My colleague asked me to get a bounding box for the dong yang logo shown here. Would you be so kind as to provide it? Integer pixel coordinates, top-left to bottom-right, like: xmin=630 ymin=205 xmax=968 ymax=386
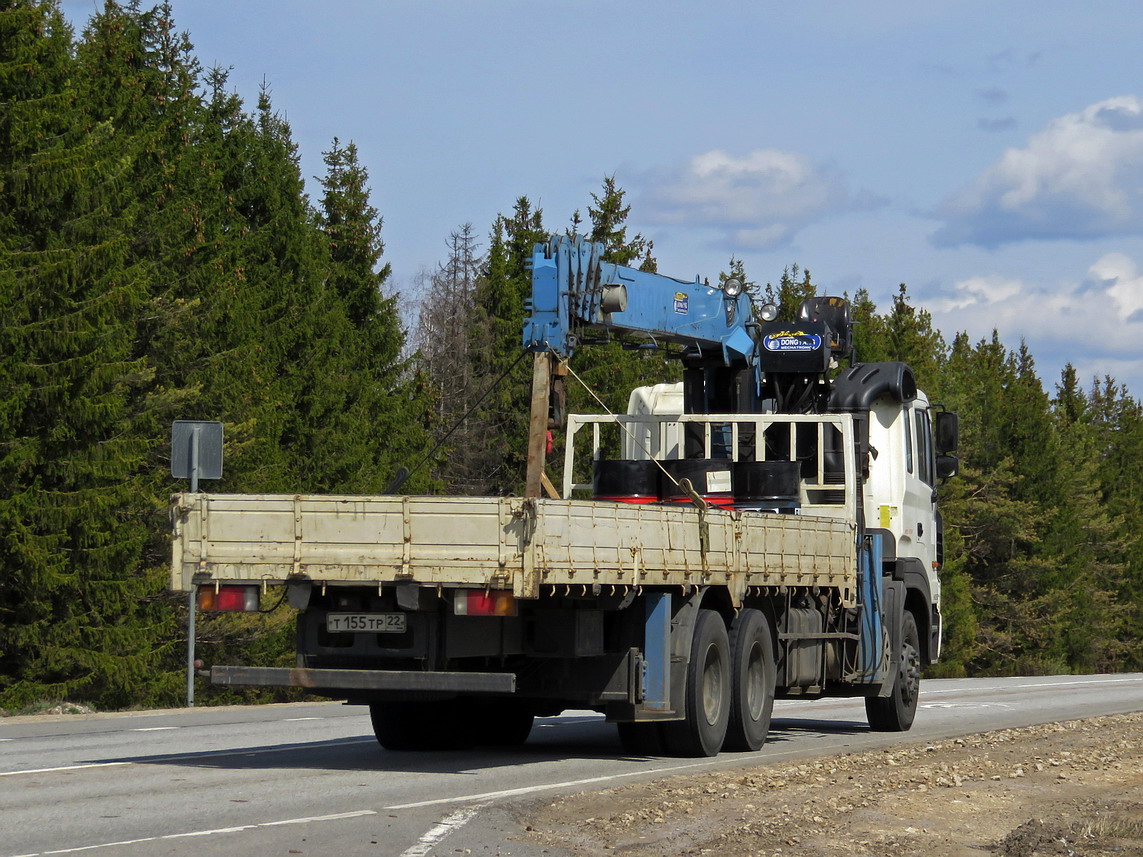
xmin=763 ymin=330 xmax=822 ymax=352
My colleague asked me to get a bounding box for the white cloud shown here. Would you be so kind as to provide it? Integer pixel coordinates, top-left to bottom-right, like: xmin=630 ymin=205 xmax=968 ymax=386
xmin=1088 ymin=252 xmax=1143 ymax=321
xmin=935 ymin=274 xmax=1024 ymax=311
xmin=637 ymin=148 xmax=882 ymax=249
xmin=932 ymin=96 xmax=1143 ymax=247
xmin=928 ymin=253 xmax=1143 ymax=394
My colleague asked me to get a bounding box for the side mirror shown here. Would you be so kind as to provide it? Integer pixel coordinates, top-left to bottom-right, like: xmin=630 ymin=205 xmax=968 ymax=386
xmin=936 ymin=454 xmax=959 ymax=480
xmin=935 ymin=411 xmax=959 ymax=455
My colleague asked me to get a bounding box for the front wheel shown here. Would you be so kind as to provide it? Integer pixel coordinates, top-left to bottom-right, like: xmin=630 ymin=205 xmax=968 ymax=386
xmin=661 ymin=609 xmax=730 ymax=757
xmin=865 ymin=610 xmax=921 ymax=732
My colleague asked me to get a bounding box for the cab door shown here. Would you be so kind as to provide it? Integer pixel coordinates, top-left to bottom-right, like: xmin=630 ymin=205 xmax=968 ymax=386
xmin=899 ymin=404 xmax=938 ymax=573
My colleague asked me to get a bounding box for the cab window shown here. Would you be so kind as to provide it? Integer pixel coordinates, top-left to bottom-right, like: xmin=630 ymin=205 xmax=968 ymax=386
xmin=915 ymin=410 xmax=934 ymax=486
xmin=903 ymin=406 xmax=914 ymax=474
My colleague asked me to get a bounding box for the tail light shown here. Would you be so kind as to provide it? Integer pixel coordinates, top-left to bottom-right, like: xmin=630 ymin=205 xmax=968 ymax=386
xmin=197 ymin=585 xmax=260 ymax=612
xmin=453 ymin=589 xmax=517 ymax=616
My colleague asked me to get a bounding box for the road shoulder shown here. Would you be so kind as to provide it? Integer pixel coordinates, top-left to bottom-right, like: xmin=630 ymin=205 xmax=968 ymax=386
xmin=516 ymin=711 xmax=1143 ymax=857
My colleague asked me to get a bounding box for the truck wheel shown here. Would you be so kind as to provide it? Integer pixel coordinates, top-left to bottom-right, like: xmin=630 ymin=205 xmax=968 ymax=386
xmin=865 ymin=611 xmax=921 ymax=732
xmin=662 ymin=609 xmax=730 ymax=757
xmin=369 ymin=701 xmax=474 ymax=751
xmin=470 ymin=701 xmax=534 ymax=747
xmin=616 ymin=722 xmax=664 ymax=756
xmin=724 ymin=609 xmax=775 ymax=752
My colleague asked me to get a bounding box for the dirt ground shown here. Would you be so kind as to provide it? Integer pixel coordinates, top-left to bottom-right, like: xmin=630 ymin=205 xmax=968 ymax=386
xmin=520 ymin=711 xmax=1143 ymax=857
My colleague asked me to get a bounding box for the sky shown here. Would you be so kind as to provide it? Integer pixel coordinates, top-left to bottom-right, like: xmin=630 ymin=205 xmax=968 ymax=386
xmin=61 ymin=1 xmax=1143 ymax=399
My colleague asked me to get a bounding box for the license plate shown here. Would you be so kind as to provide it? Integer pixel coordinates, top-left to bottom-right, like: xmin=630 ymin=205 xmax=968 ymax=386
xmin=326 ymin=612 xmax=407 ymax=633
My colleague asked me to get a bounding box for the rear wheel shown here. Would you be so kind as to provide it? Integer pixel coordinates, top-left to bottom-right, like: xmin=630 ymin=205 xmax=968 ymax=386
xmin=470 ymin=701 xmax=534 ymax=747
xmin=661 ymin=609 xmax=730 ymax=757
xmin=616 ymin=721 xmax=664 ymax=756
xmin=369 ymin=700 xmax=474 ymax=751
xmin=865 ymin=611 xmax=921 ymax=732
xmin=724 ymin=609 xmax=776 ymax=752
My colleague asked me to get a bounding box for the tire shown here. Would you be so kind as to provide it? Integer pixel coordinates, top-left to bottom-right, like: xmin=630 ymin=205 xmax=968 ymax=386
xmin=865 ymin=610 xmax=921 ymax=732
xmin=661 ymin=609 xmax=731 ymax=757
xmin=470 ymin=701 xmax=534 ymax=747
xmin=369 ymin=701 xmax=474 ymax=751
xmin=724 ymin=609 xmax=776 ymax=752
xmin=616 ymin=721 xmax=664 ymax=756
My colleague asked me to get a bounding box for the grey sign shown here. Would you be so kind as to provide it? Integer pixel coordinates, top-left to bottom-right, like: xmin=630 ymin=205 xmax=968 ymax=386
xmin=171 ymin=420 xmax=224 ymax=487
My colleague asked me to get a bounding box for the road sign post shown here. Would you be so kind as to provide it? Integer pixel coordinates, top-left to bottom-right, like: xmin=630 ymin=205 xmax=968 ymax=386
xmin=171 ymin=421 xmax=224 ymax=707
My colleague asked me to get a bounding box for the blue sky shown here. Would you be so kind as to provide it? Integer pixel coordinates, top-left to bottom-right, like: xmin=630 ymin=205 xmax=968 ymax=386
xmin=62 ymin=1 xmax=1143 ymax=398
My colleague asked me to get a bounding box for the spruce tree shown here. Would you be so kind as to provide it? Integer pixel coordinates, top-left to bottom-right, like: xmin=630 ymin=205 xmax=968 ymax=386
xmin=465 ymin=198 xmax=546 ymax=494
xmin=566 ymin=176 xmax=675 ymax=444
xmin=879 ymin=284 xmax=947 ymax=393
xmin=762 ymin=264 xmax=816 ymax=321
xmin=312 ymin=138 xmax=427 ymax=493
xmin=0 ymin=0 xmax=175 ymax=709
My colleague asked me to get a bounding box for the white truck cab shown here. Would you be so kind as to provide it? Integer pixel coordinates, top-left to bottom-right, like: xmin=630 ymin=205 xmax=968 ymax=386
xmin=865 ymin=392 xmax=944 ymax=660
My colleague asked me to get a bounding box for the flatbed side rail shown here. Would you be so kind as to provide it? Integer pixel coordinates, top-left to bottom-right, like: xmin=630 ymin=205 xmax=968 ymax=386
xmin=172 ymin=493 xmax=859 ymax=607
xmin=563 ymin=411 xmax=857 ymax=519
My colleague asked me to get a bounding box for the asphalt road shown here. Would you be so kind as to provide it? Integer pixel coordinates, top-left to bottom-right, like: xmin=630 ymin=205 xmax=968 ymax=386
xmin=3 ymin=674 xmax=1142 ymax=857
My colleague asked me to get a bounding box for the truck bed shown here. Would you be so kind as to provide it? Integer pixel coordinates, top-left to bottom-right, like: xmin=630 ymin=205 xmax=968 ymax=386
xmin=171 ymin=493 xmax=859 ymax=606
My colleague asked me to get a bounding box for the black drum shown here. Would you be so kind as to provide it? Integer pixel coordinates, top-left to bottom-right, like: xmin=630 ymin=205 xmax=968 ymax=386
xmin=660 ymin=459 xmax=735 ymax=508
xmin=733 ymin=460 xmax=801 ymax=514
xmin=592 ymin=459 xmax=660 ymax=504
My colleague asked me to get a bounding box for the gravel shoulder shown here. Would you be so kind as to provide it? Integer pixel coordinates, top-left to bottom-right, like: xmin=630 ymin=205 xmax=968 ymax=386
xmin=519 ymin=711 xmax=1143 ymax=857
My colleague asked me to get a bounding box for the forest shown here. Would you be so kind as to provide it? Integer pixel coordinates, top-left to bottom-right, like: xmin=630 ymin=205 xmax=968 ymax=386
xmin=2 ymin=1 xmax=1141 ymax=712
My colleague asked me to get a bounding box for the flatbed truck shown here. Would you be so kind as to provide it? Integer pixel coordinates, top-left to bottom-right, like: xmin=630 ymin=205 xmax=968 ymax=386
xmin=170 ymin=236 xmax=957 ymax=757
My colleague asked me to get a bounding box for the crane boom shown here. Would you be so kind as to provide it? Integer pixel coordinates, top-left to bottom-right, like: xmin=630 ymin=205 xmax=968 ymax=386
xmin=524 ymin=235 xmax=755 ymax=365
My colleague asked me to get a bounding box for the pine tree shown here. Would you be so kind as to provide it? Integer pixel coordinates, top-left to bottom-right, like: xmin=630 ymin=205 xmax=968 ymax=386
xmin=462 ymin=198 xmax=547 ymax=494
xmin=312 ymin=138 xmax=427 ymax=493
xmin=762 ymin=264 xmax=816 ymax=321
xmin=847 ymin=287 xmax=888 ymax=364
xmin=0 ymin=0 xmax=176 ymax=709
xmin=1082 ymin=376 xmax=1143 ymax=668
xmin=879 ymin=284 xmax=947 ymax=393
xmin=565 ymin=176 xmax=675 ymax=442
xmin=586 ymin=174 xmax=648 ymax=266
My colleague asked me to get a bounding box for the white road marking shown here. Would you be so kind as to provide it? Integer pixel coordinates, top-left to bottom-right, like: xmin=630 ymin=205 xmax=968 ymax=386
xmin=386 ymin=758 xmax=728 ymax=810
xmin=283 ymin=717 xmax=323 ymax=721
xmin=400 ymin=805 xmax=483 ymax=857
xmin=390 ymin=744 xmax=863 ymax=813
xmin=922 ymin=702 xmax=1015 ymax=710
xmin=0 ymin=737 xmax=376 ymax=778
xmin=921 ymin=677 xmax=1143 ymax=695
xmin=129 ymin=727 xmax=177 ymax=732
xmin=8 ymin=810 xmax=376 ymax=857
xmin=0 ymin=762 xmax=130 ymax=778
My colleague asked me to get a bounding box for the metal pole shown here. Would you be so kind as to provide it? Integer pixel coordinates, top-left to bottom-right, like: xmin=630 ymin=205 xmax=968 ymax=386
xmin=187 ymin=586 xmax=196 ymax=707
xmin=190 ymin=425 xmax=201 ymax=493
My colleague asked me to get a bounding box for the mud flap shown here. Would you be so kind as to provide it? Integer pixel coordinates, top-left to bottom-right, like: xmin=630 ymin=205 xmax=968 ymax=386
xmin=666 ymin=588 xmax=706 ymax=715
xmin=877 ymin=580 xmax=905 ymax=698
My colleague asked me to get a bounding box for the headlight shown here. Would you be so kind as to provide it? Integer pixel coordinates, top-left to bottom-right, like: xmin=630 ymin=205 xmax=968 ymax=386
xmin=723 ymin=277 xmax=743 ymax=297
xmin=759 ymin=303 xmax=779 ymax=322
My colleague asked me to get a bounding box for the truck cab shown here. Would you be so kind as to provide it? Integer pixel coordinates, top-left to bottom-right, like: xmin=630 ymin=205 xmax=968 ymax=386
xmin=865 ymin=391 xmax=944 ymax=662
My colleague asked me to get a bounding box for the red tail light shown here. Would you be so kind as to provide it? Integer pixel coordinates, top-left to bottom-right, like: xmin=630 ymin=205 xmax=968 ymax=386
xmin=197 ymin=585 xmax=260 ymax=612
xmin=453 ymin=590 xmax=517 ymax=616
